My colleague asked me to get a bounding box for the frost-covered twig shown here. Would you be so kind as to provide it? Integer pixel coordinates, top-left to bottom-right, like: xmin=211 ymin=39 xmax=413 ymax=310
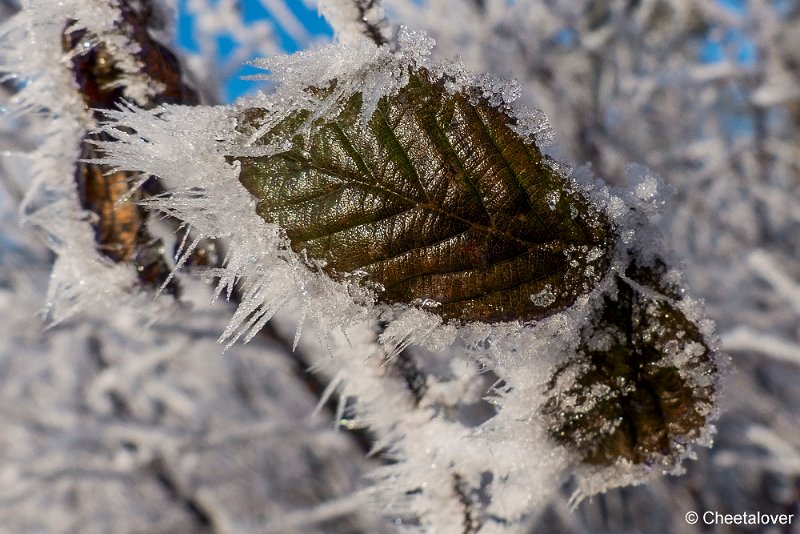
xmin=319 ymin=0 xmax=390 ymax=45
xmin=722 ymin=328 xmax=800 ymax=366
xmin=746 ymin=250 xmax=800 ymax=316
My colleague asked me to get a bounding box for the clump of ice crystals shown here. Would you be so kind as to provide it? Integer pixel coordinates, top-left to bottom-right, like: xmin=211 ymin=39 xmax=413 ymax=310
xmin=530 ymin=285 xmax=557 ymax=307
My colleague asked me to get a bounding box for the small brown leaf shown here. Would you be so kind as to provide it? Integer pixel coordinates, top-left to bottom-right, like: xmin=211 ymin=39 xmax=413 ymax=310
xmin=542 ymin=258 xmax=717 ymax=466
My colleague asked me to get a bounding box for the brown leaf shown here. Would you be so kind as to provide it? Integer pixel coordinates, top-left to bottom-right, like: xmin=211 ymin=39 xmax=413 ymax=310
xmin=542 ymin=258 xmax=717 ymax=466
xmin=234 ymin=70 xmax=614 ymax=323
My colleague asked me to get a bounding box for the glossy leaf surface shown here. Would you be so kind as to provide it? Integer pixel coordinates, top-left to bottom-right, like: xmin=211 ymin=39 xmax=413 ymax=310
xmin=235 ymin=71 xmax=613 ymax=323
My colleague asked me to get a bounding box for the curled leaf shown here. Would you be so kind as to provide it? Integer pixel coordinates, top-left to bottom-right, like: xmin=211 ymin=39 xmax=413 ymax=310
xmin=234 ymin=69 xmax=613 ymax=323
xmin=62 ymin=2 xmax=197 ymax=293
xmin=542 ymin=258 xmax=717 ymax=467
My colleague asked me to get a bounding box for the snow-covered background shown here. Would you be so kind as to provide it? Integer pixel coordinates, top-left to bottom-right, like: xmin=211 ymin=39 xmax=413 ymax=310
xmin=1 ymin=0 xmax=800 ymax=532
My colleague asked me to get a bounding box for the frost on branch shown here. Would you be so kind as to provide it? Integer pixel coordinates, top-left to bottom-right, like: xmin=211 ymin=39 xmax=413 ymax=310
xmin=96 ymin=27 xmax=718 ymax=528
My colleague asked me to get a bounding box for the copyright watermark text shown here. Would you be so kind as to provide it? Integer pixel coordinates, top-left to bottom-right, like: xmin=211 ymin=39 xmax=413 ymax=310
xmin=685 ymin=510 xmax=793 ymax=526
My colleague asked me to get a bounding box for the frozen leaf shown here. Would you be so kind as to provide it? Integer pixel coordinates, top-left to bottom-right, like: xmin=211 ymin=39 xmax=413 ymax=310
xmin=60 ymin=0 xmax=199 ymax=293
xmin=234 ymin=69 xmax=613 ymax=323
xmin=542 ymin=258 xmax=717 ymax=467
